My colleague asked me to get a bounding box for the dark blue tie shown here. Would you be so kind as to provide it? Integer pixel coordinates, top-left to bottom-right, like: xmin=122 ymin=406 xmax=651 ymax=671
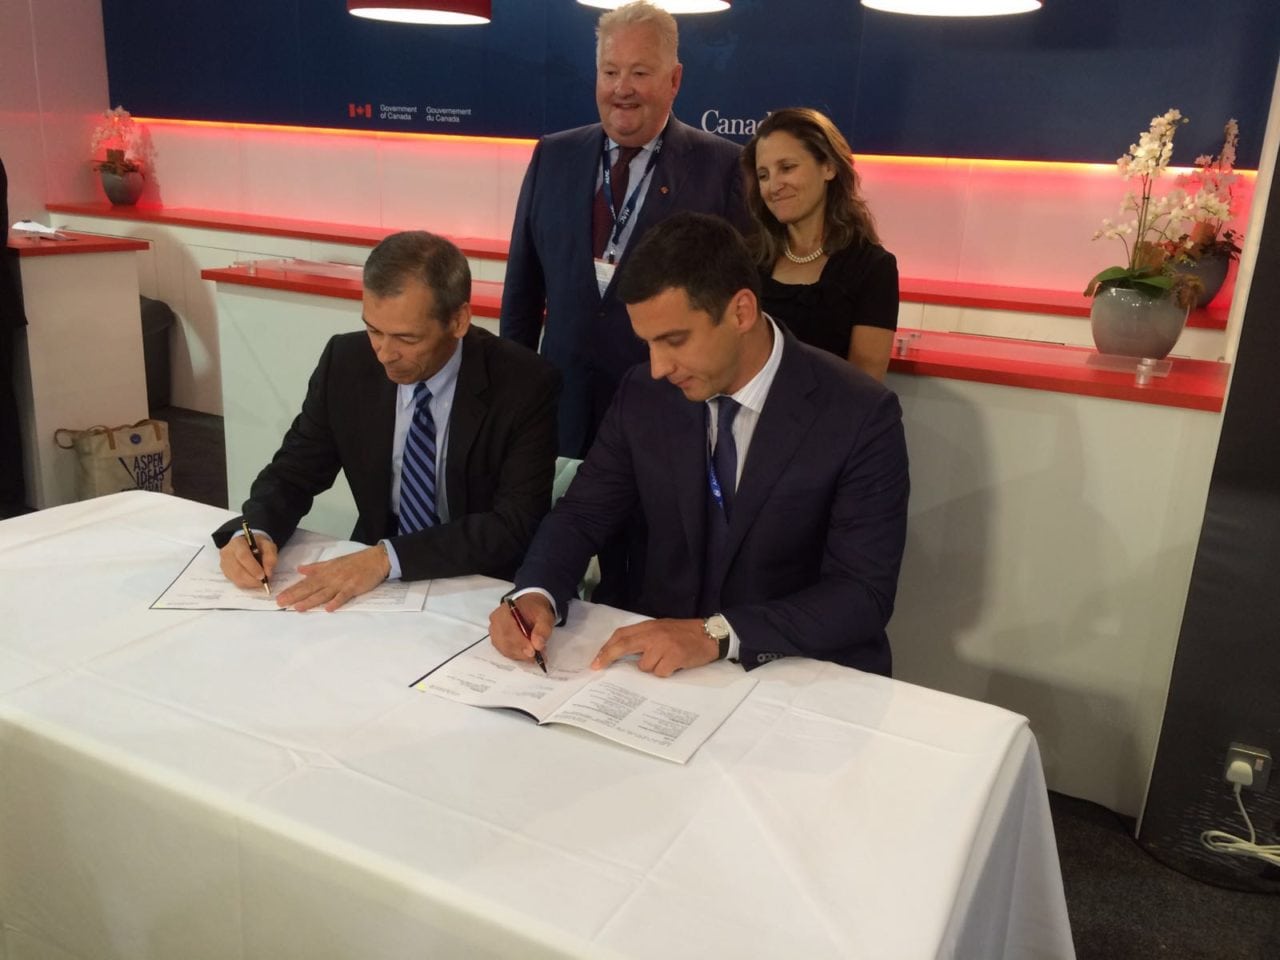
xmin=399 ymin=383 xmax=438 ymax=534
xmin=699 ymin=396 xmax=741 ymax=614
xmin=711 ymin=396 xmax=741 ymax=520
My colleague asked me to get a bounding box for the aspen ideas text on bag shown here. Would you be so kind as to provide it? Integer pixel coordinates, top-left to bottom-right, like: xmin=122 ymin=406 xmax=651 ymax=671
xmin=54 ymin=419 xmax=173 ymax=500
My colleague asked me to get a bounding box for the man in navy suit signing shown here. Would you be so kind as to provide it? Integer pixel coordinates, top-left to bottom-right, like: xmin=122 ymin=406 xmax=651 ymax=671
xmin=490 ymin=213 xmax=910 ymax=677
xmin=500 ymin=0 xmax=748 ymax=460
xmin=214 ymin=231 xmax=559 ymax=612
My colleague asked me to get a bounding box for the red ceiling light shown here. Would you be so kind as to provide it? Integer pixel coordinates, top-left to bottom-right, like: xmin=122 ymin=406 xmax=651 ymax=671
xmin=347 ymin=0 xmax=491 ymax=25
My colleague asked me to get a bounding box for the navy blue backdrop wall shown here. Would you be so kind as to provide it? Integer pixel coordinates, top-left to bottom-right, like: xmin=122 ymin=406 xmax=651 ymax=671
xmin=102 ymin=0 xmax=1279 ymax=166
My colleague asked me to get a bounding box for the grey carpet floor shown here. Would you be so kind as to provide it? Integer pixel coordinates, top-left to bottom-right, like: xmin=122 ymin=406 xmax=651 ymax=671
xmin=1051 ymin=792 xmax=1279 ymax=959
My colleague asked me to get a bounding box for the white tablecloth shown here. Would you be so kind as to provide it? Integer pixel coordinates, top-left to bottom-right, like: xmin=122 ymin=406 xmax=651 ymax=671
xmin=0 ymin=492 xmax=1074 ymax=959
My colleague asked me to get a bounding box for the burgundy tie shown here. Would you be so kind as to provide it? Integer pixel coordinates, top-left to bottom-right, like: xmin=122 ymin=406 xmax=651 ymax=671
xmin=592 ymin=145 xmax=642 ymax=259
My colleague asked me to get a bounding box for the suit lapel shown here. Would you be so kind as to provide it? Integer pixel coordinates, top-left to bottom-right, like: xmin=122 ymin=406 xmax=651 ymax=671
xmin=627 ymin=118 xmax=687 ymax=241
xmin=722 ymin=334 xmax=817 ymax=566
xmin=577 ymin=126 xmax=607 ymax=277
xmin=367 ymin=365 xmax=398 ymax=538
xmin=576 ymin=126 xmax=615 ymax=303
xmin=444 ymin=331 xmax=487 ymax=518
xmin=665 ymin=386 xmax=708 ymax=571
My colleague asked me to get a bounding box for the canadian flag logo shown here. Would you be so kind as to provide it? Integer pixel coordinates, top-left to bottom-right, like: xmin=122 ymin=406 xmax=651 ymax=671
xmin=348 ymin=103 xmax=372 ymax=119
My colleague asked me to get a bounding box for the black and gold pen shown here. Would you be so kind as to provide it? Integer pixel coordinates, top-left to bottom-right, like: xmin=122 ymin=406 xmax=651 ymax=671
xmin=241 ymin=520 xmax=271 ymax=596
xmin=505 ymin=596 xmax=547 ymax=673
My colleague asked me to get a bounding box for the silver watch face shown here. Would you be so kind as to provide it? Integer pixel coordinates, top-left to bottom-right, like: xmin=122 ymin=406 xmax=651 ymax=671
xmin=705 ymin=615 xmax=730 ymax=640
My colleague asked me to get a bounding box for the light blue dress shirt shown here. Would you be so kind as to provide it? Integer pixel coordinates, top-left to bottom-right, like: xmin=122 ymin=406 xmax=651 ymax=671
xmin=381 ymin=337 xmax=464 ymax=579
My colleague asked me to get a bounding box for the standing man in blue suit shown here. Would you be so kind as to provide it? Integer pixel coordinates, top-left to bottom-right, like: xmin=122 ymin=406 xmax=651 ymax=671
xmin=500 ymin=0 xmax=748 ymax=460
xmin=489 ymin=213 xmax=910 ymax=677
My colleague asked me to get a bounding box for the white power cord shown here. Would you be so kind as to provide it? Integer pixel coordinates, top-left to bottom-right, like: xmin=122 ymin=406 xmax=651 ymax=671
xmin=1199 ymin=759 xmax=1280 ymax=867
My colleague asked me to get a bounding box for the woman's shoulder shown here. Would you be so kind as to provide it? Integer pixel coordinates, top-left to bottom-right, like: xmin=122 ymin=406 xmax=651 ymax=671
xmin=823 ymin=239 xmax=896 ymax=289
xmin=828 ymin=237 xmax=896 ymax=273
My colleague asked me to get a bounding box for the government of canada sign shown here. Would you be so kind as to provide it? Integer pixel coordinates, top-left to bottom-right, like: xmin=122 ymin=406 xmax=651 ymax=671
xmin=700 ymin=109 xmax=762 ymax=137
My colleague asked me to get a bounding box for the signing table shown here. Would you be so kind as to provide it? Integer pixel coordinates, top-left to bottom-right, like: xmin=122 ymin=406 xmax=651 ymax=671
xmin=0 ymin=492 xmax=1074 ymax=959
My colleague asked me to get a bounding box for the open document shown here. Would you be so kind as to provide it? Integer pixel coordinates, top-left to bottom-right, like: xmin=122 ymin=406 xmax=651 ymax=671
xmin=151 ymin=542 xmax=429 ymax=612
xmin=413 ymin=603 xmax=756 ymax=763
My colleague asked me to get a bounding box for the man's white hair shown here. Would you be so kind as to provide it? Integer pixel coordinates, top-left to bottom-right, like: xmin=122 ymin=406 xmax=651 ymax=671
xmin=595 ymin=1 xmax=679 ymax=65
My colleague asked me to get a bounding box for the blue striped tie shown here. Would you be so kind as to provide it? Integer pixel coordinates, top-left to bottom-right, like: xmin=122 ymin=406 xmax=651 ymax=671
xmin=399 ymin=382 xmax=439 ymax=534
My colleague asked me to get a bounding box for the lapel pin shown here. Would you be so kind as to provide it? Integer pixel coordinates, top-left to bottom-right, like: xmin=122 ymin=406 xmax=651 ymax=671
xmin=659 ymin=185 xmax=669 ymax=195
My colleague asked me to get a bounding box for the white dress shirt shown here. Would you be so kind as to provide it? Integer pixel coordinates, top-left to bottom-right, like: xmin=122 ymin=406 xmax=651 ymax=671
xmin=707 ymin=316 xmax=785 ymax=661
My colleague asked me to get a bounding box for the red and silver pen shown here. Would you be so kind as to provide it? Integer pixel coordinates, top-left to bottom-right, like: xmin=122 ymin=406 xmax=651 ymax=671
xmin=504 ymin=596 xmax=547 ymax=673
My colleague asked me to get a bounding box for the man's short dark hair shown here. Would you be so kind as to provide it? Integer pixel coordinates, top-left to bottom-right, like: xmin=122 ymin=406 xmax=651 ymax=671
xmin=617 ymin=213 xmax=760 ymax=323
xmin=363 ymin=230 xmax=471 ymax=325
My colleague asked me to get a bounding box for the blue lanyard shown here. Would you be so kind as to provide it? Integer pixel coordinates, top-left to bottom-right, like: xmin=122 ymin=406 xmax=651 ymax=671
xmin=600 ymin=136 xmax=663 ymax=263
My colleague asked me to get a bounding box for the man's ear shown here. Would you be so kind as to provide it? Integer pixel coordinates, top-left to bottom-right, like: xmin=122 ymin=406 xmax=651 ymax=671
xmin=731 ymin=288 xmax=760 ymax=332
xmin=451 ymin=303 xmax=472 ymax=339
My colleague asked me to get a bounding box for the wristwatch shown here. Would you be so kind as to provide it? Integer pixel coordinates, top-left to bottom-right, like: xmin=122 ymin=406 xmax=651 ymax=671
xmin=703 ymin=614 xmax=731 ymax=661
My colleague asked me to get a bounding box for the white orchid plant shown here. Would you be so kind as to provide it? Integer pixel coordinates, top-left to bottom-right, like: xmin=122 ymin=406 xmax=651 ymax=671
xmin=1085 ymin=108 xmax=1208 ymax=307
xmin=1174 ymin=119 xmax=1242 ymax=263
xmin=90 ymin=106 xmax=153 ymax=176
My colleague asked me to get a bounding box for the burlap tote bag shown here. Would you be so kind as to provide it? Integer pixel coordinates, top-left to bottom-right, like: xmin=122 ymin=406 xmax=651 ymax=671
xmin=54 ymin=419 xmax=174 ymax=500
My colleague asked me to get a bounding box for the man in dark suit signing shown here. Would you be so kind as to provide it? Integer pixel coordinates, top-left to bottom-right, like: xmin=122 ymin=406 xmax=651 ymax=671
xmin=214 ymin=231 xmax=559 ymax=611
xmin=490 ymin=213 xmax=909 ymax=676
xmin=500 ymin=0 xmax=748 ymax=460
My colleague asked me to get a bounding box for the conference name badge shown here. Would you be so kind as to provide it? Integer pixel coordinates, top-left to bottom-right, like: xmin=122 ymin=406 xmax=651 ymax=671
xmin=594 ymin=258 xmax=617 ymax=291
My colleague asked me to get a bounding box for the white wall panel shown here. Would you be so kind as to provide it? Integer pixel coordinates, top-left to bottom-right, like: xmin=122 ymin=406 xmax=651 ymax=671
xmin=0 ymin=0 xmax=108 ymax=218
xmin=377 ymin=137 xmax=505 ymax=237
xmin=173 ymin=246 xmax=234 ymax=415
xmin=217 ymin=286 xmax=363 ymax=534
xmin=143 ymin=124 xmax=244 ymax=210
xmin=888 ymin=373 xmax=1222 ymax=815
xmin=860 ymin=159 xmax=969 ymax=283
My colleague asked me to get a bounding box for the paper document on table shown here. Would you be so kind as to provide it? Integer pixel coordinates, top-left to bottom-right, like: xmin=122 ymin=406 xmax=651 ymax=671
xmin=151 ymin=543 xmax=429 ymax=612
xmin=413 ymin=603 xmax=756 ymax=763
xmin=12 ymin=220 xmax=69 ymax=239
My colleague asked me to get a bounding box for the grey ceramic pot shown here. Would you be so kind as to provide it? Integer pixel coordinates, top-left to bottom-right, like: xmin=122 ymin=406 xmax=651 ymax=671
xmin=1089 ymin=286 xmax=1189 ymax=359
xmin=1171 ymin=253 xmax=1230 ymax=308
xmin=100 ymin=170 xmax=143 ymax=205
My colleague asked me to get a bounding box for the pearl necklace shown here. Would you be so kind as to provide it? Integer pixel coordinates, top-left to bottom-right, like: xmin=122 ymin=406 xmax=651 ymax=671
xmin=783 ymin=241 xmax=824 ymax=264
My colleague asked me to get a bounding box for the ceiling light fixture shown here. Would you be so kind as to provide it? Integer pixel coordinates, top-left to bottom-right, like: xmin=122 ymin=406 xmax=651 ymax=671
xmin=861 ymin=0 xmax=1042 ymax=16
xmin=347 ymin=0 xmax=491 ymax=25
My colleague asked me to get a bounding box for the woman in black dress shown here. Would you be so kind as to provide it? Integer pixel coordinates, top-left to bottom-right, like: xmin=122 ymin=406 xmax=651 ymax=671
xmin=742 ymin=108 xmax=898 ymax=380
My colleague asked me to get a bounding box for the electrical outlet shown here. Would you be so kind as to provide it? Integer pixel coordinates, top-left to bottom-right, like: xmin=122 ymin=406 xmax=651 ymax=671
xmin=1225 ymin=743 xmax=1272 ymax=792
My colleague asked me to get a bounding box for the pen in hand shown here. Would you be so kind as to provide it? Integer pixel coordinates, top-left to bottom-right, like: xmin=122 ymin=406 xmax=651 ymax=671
xmin=241 ymin=520 xmax=271 ymax=596
xmin=505 ymin=596 xmax=547 ymax=673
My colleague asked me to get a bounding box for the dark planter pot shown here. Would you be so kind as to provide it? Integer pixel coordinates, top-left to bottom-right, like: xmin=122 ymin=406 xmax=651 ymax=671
xmin=1171 ymin=253 xmax=1230 ymax=308
xmin=99 ymin=170 xmax=144 ymax=205
xmin=1089 ymin=286 xmax=1190 ymax=359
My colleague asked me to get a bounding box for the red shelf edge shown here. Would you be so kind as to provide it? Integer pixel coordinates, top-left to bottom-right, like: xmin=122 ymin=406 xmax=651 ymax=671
xmin=8 ymin=229 xmax=150 ymax=257
xmin=203 ymin=265 xmax=1225 ymax=413
xmin=201 ymin=266 xmax=502 ymax=318
xmin=51 ymin=202 xmax=1230 ymax=331
xmin=48 ymin=202 xmax=505 ymax=260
